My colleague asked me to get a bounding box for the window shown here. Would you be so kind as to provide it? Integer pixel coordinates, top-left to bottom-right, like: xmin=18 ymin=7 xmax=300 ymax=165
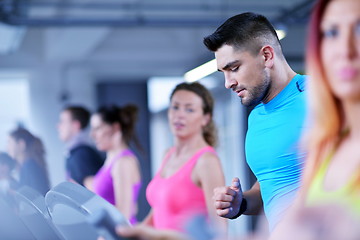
xmin=0 ymin=75 xmax=30 ymax=150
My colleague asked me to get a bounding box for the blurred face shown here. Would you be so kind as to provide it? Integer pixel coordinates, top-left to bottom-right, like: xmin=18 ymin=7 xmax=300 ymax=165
xmin=90 ymin=114 xmax=116 ymax=151
xmin=168 ymin=90 xmax=209 ymax=140
xmin=321 ymin=0 xmax=360 ymax=102
xmin=6 ymin=136 xmax=20 ymax=161
xmin=216 ymin=44 xmax=271 ymax=107
xmin=57 ymin=110 xmax=78 ymax=142
xmin=7 ymin=136 xmax=17 ymax=160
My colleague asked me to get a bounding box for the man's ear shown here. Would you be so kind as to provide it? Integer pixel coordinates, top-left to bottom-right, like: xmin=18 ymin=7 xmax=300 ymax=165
xmin=73 ymin=120 xmax=82 ymax=131
xmin=113 ymin=122 xmax=121 ymax=132
xmin=261 ymin=45 xmax=275 ymax=68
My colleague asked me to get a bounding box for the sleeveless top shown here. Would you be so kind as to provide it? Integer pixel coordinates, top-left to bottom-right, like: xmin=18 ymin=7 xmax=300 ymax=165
xmin=306 ymin=152 xmax=360 ymax=215
xmin=146 ymin=146 xmax=217 ymax=232
xmin=93 ymin=149 xmax=141 ymax=224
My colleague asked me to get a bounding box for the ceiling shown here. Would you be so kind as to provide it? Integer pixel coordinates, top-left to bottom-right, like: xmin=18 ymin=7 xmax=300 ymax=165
xmin=0 ymin=0 xmax=315 ymax=81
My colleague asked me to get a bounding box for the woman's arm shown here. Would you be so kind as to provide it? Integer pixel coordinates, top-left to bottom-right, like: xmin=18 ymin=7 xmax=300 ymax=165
xmin=83 ymin=176 xmax=94 ymax=191
xmin=117 ymin=224 xmax=188 ymax=240
xmin=141 ymin=209 xmax=154 ymax=226
xmin=112 ymin=156 xmax=141 ymax=220
xmin=193 ymin=152 xmax=227 ymax=233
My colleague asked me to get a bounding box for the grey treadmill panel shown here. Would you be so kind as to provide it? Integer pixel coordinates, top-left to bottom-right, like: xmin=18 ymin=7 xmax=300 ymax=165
xmin=46 ymin=181 xmax=130 ymax=240
xmin=14 ymin=186 xmax=65 ymax=240
xmin=0 ymin=196 xmax=36 ymax=240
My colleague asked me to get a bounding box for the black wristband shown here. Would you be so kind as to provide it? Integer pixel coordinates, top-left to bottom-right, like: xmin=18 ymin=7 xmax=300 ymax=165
xmin=229 ymin=198 xmax=247 ymax=220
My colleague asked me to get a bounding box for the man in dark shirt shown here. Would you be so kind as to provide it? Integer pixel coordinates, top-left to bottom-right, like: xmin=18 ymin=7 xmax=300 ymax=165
xmin=57 ymin=105 xmax=103 ymax=185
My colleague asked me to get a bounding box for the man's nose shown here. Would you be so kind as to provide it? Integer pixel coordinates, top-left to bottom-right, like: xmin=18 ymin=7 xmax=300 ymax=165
xmin=224 ymin=73 xmax=237 ymax=89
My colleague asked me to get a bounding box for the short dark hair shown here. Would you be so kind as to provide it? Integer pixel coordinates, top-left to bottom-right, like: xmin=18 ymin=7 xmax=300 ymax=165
xmin=64 ymin=106 xmax=91 ymax=130
xmin=203 ymin=12 xmax=282 ymax=55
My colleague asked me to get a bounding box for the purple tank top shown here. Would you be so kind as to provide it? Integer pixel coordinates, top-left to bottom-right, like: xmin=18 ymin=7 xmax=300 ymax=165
xmin=93 ymin=149 xmax=141 ymax=224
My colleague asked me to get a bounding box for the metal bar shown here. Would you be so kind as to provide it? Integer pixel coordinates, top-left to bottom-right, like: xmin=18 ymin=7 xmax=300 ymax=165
xmin=0 ymin=0 xmax=313 ymax=27
xmin=0 ymin=15 xmax=228 ymax=27
xmin=0 ymin=1 xmax=283 ymax=12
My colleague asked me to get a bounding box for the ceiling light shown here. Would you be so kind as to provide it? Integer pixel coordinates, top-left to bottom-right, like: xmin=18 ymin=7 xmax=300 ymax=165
xmin=276 ymin=29 xmax=286 ymax=41
xmin=184 ymin=59 xmax=217 ymax=83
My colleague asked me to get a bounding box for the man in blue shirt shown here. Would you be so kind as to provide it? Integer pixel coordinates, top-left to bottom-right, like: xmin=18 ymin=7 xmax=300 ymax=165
xmin=204 ymin=12 xmax=307 ymax=230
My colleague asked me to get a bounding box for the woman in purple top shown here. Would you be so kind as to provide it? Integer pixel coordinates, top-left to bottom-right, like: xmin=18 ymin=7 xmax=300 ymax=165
xmin=85 ymin=104 xmax=142 ymax=224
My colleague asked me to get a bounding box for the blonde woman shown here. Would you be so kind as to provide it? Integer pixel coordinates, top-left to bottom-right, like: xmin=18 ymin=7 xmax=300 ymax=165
xmin=118 ymin=82 xmax=226 ymax=239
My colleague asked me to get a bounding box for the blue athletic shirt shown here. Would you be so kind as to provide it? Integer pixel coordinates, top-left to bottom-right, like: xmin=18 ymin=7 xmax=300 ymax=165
xmin=245 ymin=74 xmax=307 ymax=230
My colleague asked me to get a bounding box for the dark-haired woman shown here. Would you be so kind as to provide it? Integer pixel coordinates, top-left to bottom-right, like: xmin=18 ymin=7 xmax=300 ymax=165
xmin=7 ymin=128 xmax=50 ymax=196
xmin=86 ymin=104 xmax=141 ymax=224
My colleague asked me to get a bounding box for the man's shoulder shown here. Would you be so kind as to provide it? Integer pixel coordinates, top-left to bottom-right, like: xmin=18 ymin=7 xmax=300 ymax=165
xmin=70 ymin=144 xmax=101 ymax=159
xmin=71 ymin=144 xmax=96 ymax=152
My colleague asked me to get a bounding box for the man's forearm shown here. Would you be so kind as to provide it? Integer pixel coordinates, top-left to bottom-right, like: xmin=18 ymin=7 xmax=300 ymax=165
xmin=243 ymin=181 xmax=263 ymax=215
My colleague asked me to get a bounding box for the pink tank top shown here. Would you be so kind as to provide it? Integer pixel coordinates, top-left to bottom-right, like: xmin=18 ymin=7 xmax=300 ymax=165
xmin=93 ymin=149 xmax=141 ymax=224
xmin=146 ymin=146 xmax=217 ymax=232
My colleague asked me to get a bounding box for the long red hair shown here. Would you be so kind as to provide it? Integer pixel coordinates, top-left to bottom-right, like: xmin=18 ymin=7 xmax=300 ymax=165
xmin=303 ymin=0 xmax=346 ymax=195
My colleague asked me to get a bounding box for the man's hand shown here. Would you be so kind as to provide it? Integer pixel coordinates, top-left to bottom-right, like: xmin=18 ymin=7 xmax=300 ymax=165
xmin=213 ymin=177 xmax=244 ymax=219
